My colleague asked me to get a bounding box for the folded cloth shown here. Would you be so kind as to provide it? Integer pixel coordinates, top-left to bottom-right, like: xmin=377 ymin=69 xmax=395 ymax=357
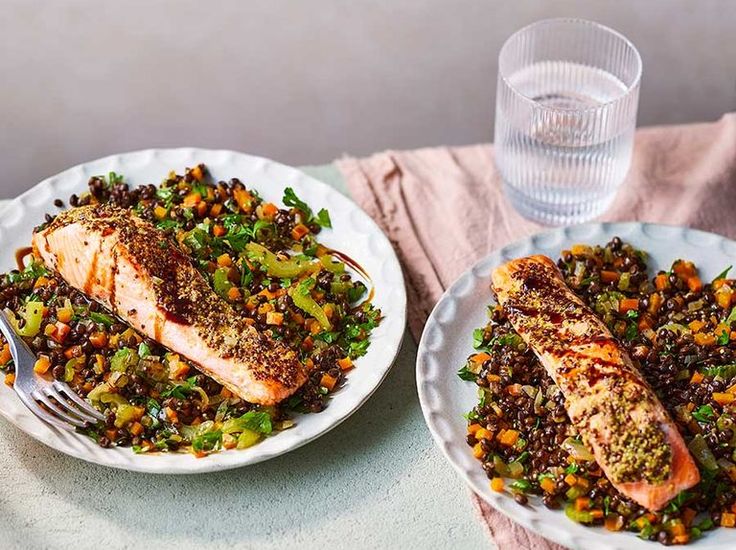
xmin=336 ymin=113 xmax=736 ymax=549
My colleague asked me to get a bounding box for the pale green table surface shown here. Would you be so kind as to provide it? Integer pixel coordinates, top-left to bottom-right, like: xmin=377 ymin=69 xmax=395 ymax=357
xmin=0 ymin=166 xmax=489 ymax=550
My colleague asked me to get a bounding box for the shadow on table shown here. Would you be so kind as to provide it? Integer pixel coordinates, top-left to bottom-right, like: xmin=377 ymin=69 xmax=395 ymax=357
xmin=11 ymin=333 xmax=429 ymax=546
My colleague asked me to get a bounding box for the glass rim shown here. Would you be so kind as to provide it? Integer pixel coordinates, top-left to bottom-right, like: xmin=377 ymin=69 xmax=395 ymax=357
xmin=498 ymin=17 xmax=643 ymax=113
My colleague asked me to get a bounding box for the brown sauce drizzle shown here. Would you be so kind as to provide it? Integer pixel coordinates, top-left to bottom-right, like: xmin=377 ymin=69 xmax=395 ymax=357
xmin=15 ymin=247 xmax=33 ymax=270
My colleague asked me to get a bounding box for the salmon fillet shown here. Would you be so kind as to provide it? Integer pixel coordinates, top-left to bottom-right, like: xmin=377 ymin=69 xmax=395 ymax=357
xmin=32 ymin=204 xmax=309 ymax=405
xmin=491 ymin=255 xmax=700 ymax=511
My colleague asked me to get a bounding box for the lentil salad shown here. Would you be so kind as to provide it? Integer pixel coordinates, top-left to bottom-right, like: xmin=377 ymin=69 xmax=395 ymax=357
xmin=461 ymin=238 xmax=736 ymax=545
xmin=0 ymin=165 xmax=382 ymax=456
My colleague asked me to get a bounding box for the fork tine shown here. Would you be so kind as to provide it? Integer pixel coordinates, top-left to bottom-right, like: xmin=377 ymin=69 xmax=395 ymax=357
xmin=44 ymin=385 xmax=101 ymax=424
xmin=17 ymin=392 xmax=77 ymax=432
xmin=53 ymin=381 xmax=106 ymax=421
xmin=32 ymin=390 xmax=90 ymax=428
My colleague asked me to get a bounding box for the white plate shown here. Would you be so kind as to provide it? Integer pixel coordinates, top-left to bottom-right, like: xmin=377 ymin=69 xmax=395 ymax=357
xmin=417 ymin=222 xmax=736 ymax=550
xmin=0 ymin=148 xmax=406 ymax=474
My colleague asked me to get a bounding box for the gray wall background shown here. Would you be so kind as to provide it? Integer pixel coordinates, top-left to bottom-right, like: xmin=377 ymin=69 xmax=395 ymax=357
xmin=1 ymin=0 xmax=735 ymax=198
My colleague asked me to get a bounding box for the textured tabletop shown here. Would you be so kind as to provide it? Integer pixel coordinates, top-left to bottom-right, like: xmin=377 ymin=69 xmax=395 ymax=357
xmin=0 ymin=167 xmax=488 ymax=550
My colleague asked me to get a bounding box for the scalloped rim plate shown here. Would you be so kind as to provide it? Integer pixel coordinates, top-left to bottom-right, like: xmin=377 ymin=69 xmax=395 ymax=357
xmin=0 ymin=148 xmax=407 ymax=474
xmin=417 ymin=222 xmax=736 ymax=549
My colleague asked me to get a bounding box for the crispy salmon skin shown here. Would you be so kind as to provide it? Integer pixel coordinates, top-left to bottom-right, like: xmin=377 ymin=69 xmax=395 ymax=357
xmin=32 ymin=204 xmax=309 ymax=405
xmin=491 ymin=255 xmax=699 ymax=511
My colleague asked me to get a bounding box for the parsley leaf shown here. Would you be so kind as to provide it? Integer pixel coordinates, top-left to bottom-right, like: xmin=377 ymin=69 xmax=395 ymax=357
xmin=472 ymin=328 xmax=486 ymax=349
xmin=718 ymin=330 xmax=730 ymax=345
xmin=161 ymin=376 xmax=198 ymax=399
xmin=713 ymin=265 xmax=732 ymax=282
xmin=624 ymin=322 xmax=638 ymax=341
xmin=692 ymin=404 xmax=715 ymax=423
xmin=457 ymin=365 xmax=477 ymax=381
xmin=282 ymin=187 xmax=332 ymax=228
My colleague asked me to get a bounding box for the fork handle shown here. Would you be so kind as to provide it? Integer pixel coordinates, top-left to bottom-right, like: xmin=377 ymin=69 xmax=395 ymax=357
xmin=0 ymin=309 xmax=38 ymax=367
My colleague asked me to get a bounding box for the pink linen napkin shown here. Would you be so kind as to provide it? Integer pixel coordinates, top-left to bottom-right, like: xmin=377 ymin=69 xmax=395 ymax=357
xmin=336 ymin=113 xmax=736 ymax=549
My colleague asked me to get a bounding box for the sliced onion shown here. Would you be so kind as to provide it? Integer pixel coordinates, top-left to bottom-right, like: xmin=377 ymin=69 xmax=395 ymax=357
xmin=562 ymin=437 xmax=595 ymax=461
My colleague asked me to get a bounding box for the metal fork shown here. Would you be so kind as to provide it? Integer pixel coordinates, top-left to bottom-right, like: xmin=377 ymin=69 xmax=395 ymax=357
xmin=0 ymin=309 xmax=105 ymax=431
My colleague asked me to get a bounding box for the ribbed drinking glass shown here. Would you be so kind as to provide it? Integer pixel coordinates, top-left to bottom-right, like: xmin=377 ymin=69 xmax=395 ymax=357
xmin=494 ymin=18 xmax=642 ymax=225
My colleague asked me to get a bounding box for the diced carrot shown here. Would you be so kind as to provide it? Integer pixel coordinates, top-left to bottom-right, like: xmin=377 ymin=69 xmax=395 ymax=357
xmin=490 ymin=477 xmax=504 ymax=492
xmin=590 ymin=509 xmax=604 ymax=519
xmin=52 ymin=322 xmax=71 ymax=343
xmin=301 ymin=335 xmax=314 ymax=352
xmin=673 ymin=260 xmax=696 ymax=279
xmin=261 ymin=202 xmax=278 ymax=220
xmin=169 ymin=360 xmax=190 ymax=380
xmin=217 ymin=253 xmax=232 ymax=267
xmin=470 ymin=352 xmax=492 ymax=364
xmin=655 ymin=274 xmax=669 ymax=290
xmin=564 ymin=473 xmax=578 ymax=486
xmin=233 ymin=188 xmax=254 ymax=213
xmin=714 ymin=392 xmax=736 ymax=405
xmin=257 ymin=288 xmax=277 ymax=300
xmin=487 ymin=374 xmax=501 ymax=383
xmin=212 ymin=224 xmax=226 ymax=237
xmin=604 ymin=514 xmax=624 ymax=531
xmin=337 ymin=357 xmax=354 ymax=371
xmin=190 ymin=164 xmax=204 ymax=181
xmin=638 ymin=315 xmax=653 ymax=331
xmin=258 ymin=302 xmax=273 ymax=314
xmin=4 ymin=372 xmax=15 ymax=386
xmin=648 ymin=293 xmax=663 ymax=314
xmin=196 ymin=201 xmax=208 ymax=217
xmin=57 ymin=307 xmax=73 ymax=324
xmin=0 ymin=344 xmax=11 ymax=366
xmin=64 ymin=345 xmax=82 ymax=360
xmin=34 ymin=356 xmax=51 ymax=374
xmin=33 ymin=276 xmax=51 ymax=289
xmin=716 ymin=323 xmax=731 ymax=342
xmin=600 ymin=270 xmax=619 ymax=283
xmin=721 ymin=512 xmax=735 ymax=527
xmin=291 ymin=224 xmax=309 ymax=241
xmin=673 ymin=534 xmax=690 ymax=544
xmin=320 ymin=373 xmax=337 ymax=391
xmin=540 ymin=477 xmax=556 ymax=493
xmin=727 ymin=383 xmax=736 ymax=395
xmin=475 ymin=428 xmax=493 ymax=441
xmin=506 ymin=384 xmax=523 ymax=396
xmin=694 ymin=333 xmax=716 ymax=346
xmin=129 ymin=422 xmax=144 ymax=437
xmin=266 ymin=311 xmax=284 ymax=326
xmin=716 ymin=287 xmax=734 ymax=309
xmin=309 ymin=320 xmax=322 ymax=335
xmin=499 ymin=429 xmax=519 ymax=447
xmin=220 ymin=387 xmax=233 ymax=399
xmin=467 ymin=423 xmax=482 ymax=434
xmin=154 ymin=205 xmax=168 ymax=220
xmin=89 ymin=332 xmax=108 ymax=349
xmin=687 ymin=276 xmax=703 ymax=293
xmin=688 ymin=319 xmax=706 ymax=333
xmin=223 ymin=435 xmax=237 ymax=450
xmin=671 ymin=521 xmax=687 ymax=536
xmin=164 ymin=406 xmax=179 ymax=424
xmin=209 ymin=203 xmax=223 ymax=217
xmin=690 ymin=371 xmax=704 ymax=384
xmin=576 ymin=477 xmax=590 ymax=490
xmin=105 ymin=429 xmax=118 ymax=441
xmin=619 ymin=298 xmax=639 ymax=313
xmin=571 ymin=244 xmax=591 ymax=256
xmin=227 ymin=287 xmax=242 ymax=302
xmin=182 ymin=192 xmax=202 ymax=208
xmin=575 ymin=497 xmax=591 ymax=511
xmin=323 ymin=303 xmax=335 ymax=319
